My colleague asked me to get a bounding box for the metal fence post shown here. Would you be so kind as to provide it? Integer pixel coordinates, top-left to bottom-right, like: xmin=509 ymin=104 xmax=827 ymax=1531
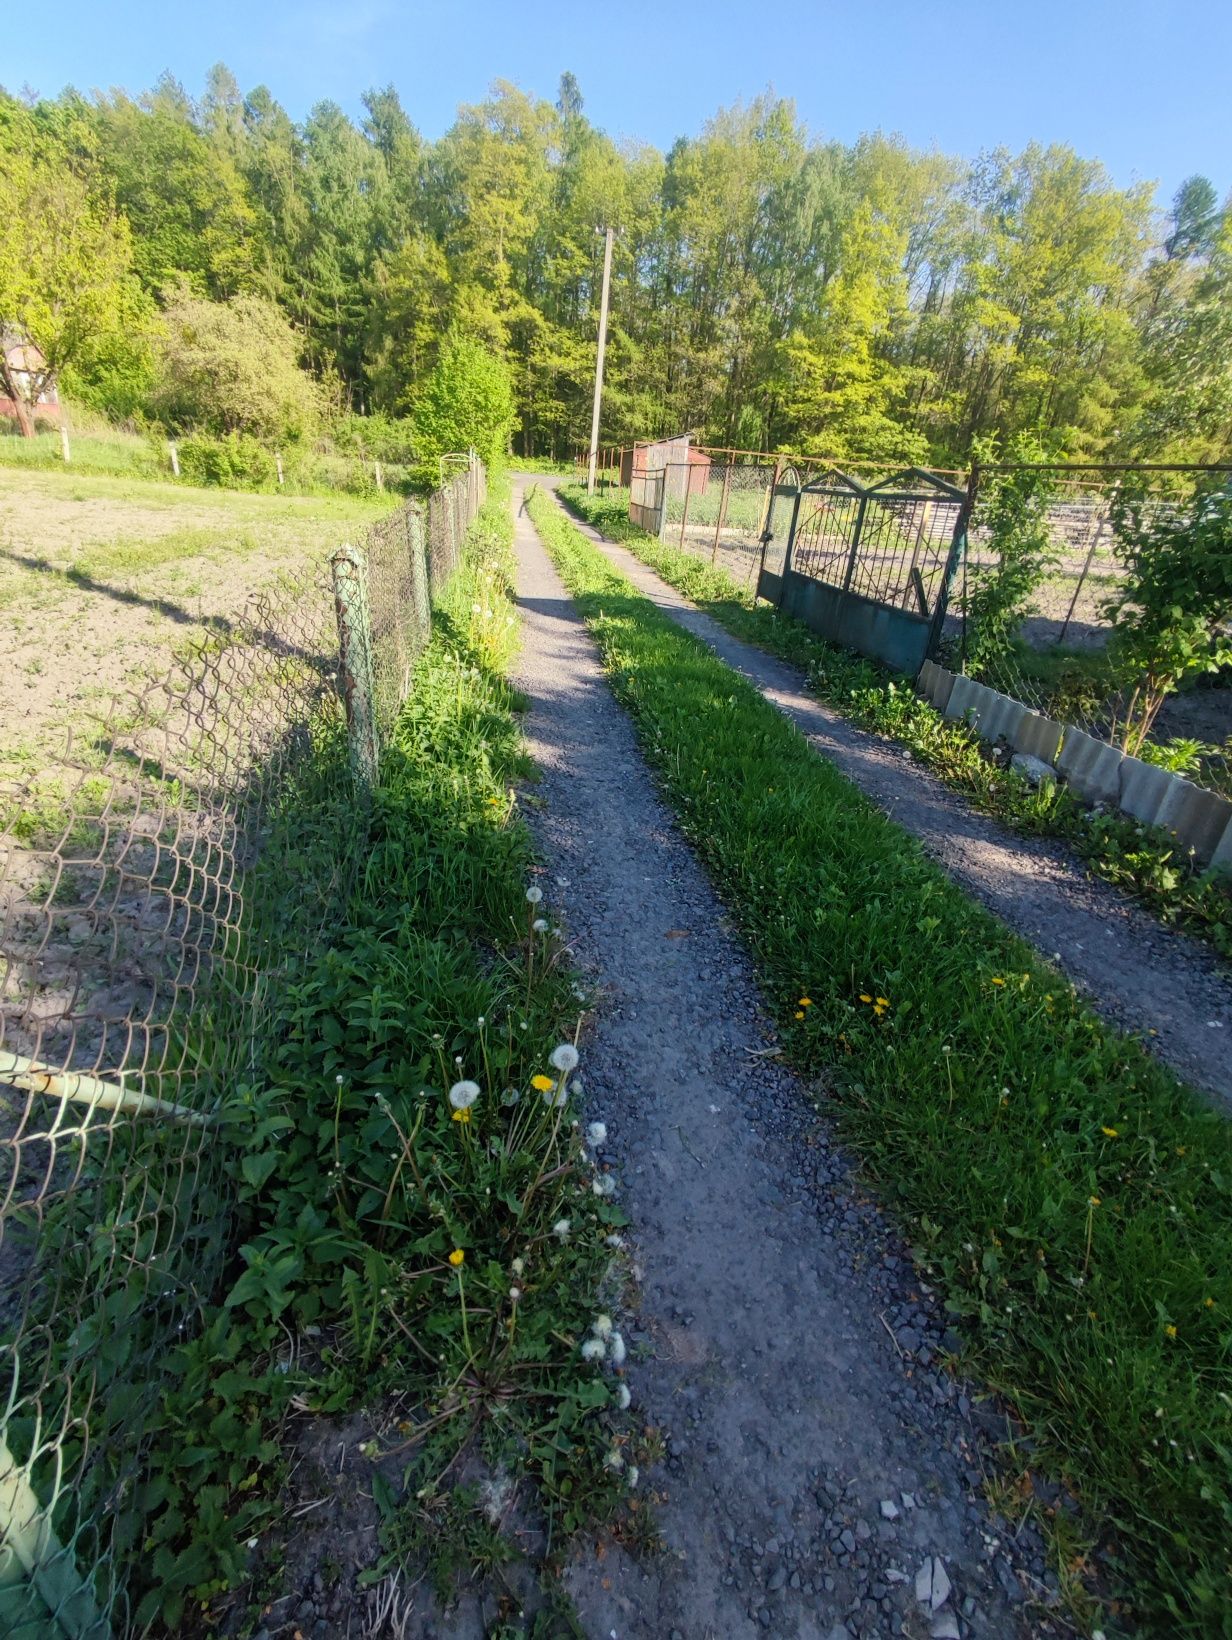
xmin=407 ymin=502 xmax=431 ymax=645
xmin=927 ymin=464 xmax=979 ymax=664
xmin=840 ymin=495 xmax=870 ymax=594
xmin=331 ymin=544 xmax=379 ymax=787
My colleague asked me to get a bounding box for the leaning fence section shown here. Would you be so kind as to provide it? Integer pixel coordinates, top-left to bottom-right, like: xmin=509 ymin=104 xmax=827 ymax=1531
xmin=0 ymin=455 xmax=486 ymax=1635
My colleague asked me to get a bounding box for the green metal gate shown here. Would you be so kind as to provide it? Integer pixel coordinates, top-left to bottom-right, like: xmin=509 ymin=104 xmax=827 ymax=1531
xmin=756 ymin=468 xmax=971 ymax=676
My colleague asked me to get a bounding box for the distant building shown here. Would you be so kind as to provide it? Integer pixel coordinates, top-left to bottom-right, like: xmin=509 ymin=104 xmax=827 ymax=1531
xmin=0 ymin=331 xmax=61 ymax=426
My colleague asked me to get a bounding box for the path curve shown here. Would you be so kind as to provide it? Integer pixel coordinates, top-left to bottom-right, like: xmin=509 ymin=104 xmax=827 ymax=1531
xmin=510 ymin=480 xmax=1061 ymax=1640
xmin=543 ymin=482 xmax=1232 ymax=1109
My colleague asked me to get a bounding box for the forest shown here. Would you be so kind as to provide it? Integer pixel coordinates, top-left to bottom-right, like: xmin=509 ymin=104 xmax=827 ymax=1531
xmin=1 ymin=64 xmax=1230 ymax=470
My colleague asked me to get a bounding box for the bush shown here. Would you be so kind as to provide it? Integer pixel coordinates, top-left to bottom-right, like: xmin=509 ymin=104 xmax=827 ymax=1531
xmin=410 ymin=334 xmax=514 ymax=472
xmin=153 ymin=290 xmax=323 ymax=446
xmin=178 ymin=431 xmax=277 ymax=491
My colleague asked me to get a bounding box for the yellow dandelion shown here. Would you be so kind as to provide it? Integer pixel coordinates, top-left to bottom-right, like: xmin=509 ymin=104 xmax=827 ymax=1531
xmin=798 ymin=997 xmax=813 ymax=1008
xmin=875 ymin=996 xmax=889 ymax=1008
xmin=990 ymin=976 xmax=1006 ymax=987
xmin=531 ymin=1074 xmax=554 ymax=1093
xmin=859 ymin=993 xmax=873 ymax=1004
xmin=452 ymin=1107 xmax=471 ymax=1124
xmin=1089 ymin=1195 xmax=1101 ymax=1206
xmin=1164 ymin=1323 xmax=1177 ymax=1339
xmin=1087 ymin=1310 xmax=1098 ymax=1320
xmin=1101 ymin=1126 xmax=1119 ymax=1138
xmin=1176 ymin=1145 xmax=1187 ymax=1156
xmin=449 ymin=1248 xmax=465 ymax=1267
xmin=794 ymin=1010 xmax=805 ymax=1020
xmin=1204 ymin=1297 xmax=1215 ymax=1309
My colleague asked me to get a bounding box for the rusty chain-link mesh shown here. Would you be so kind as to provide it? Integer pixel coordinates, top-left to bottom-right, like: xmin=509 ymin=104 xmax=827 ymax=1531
xmin=0 ymin=457 xmax=485 ymax=1634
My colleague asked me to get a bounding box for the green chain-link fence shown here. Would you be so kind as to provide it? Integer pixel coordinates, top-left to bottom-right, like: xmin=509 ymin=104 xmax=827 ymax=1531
xmin=0 ymin=455 xmax=485 ymax=1636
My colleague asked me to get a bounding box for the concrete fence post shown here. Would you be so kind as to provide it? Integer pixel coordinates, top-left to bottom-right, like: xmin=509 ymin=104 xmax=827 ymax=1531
xmin=331 ymin=544 xmax=379 ymax=788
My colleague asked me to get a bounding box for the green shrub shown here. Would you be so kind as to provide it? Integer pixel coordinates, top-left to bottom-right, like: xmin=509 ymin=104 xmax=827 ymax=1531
xmin=178 ymin=431 xmax=277 ymax=491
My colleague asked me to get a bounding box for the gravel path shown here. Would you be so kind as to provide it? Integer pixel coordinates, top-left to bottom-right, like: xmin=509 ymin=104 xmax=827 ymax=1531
xmin=510 ymin=481 xmax=1063 ymax=1640
xmin=546 ymin=487 xmax=1232 ymax=1110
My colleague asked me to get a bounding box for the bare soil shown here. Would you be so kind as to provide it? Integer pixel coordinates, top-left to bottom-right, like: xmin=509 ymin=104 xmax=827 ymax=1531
xmin=0 ymin=468 xmax=386 ymax=762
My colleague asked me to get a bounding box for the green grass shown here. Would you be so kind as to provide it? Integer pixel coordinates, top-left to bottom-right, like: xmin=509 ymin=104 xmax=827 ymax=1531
xmin=556 ymin=482 xmax=1232 ymax=960
xmin=528 ymin=486 xmax=1232 ymax=1638
xmin=9 ymin=478 xmax=639 ymax=1635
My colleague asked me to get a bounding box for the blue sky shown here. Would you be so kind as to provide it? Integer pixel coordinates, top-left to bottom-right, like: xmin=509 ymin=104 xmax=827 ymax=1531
xmin=5 ymin=0 xmax=1229 ymax=206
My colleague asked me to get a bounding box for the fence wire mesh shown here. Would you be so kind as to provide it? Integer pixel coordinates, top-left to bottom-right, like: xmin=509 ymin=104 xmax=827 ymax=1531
xmin=950 ymin=465 xmax=1232 ymax=796
xmin=0 ymin=456 xmax=485 ymax=1635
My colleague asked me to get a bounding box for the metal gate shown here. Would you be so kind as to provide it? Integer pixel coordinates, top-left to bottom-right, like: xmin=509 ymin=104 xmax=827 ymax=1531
xmin=757 ymin=468 xmax=970 ymax=676
xmin=629 ymin=467 xmax=666 ymax=536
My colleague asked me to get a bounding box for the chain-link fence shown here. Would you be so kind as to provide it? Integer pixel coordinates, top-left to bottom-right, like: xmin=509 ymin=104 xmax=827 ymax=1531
xmin=0 ymin=456 xmax=485 ymax=1636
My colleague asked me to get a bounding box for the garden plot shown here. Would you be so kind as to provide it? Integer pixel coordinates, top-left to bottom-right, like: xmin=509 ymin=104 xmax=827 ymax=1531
xmin=0 ymin=466 xmax=388 ymax=766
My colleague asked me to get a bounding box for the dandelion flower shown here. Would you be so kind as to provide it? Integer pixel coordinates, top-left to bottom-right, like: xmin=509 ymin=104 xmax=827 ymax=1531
xmin=1165 ymin=1324 xmax=1177 ymax=1339
xmin=875 ymin=996 xmax=889 ymax=1008
xmin=1101 ymin=1125 xmax=1119 ymax=1138
xmin=511 ymin=1256 xmax=525 ymax=1276
xmin=531 ymin=1074 xmax=554 ymax=1094
xmin=798 ymin=997 xmax=812 ymax=1008
xmin=525 ymin=885 xmax=543 ymax=904
xmin=553 ymin=1217 xmax=571 ymax=1241
xmin=616 ymin=1382 xmax=632 ymax=1410
xmin=991 ymin=976 xmax=1006 ymax=987
xmin=1089 ymin=1195 xmax=1101 ymax=1207
xmin=794 ymin=1010 xmax=804 ymax=1020
xmin=449 ymin=1248 xmax=465 ymax=1267
xmin=581 ymin=1338 xmax=606 ymax=1362
xmin=587 ymin=1121 xmax=608 ymax=1147
xmin=550 ymin=1043 xmax=580 ymax=1073
xmin=592 ymin=1314 xmax=613 ymax=1339
xmin=451 ymin=1107 xmax=471 ymax=1124
xmin=608 ymin=1331 xmax=627 ymax=1366
xmin=859 ymin=993 xmax=873 ymax=1004
xmin=603 ymin=1448 xmax=624 ymax=1472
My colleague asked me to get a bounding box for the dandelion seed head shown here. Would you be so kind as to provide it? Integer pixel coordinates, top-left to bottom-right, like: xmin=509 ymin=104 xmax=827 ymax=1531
xmin=609 ymin=1331 xmax=627 ymax=1366
xmin=511 ymin=1257 xmax=525 ymax=1276
xmin=587 ymin=1121 xmax=608 ymax=1147
xmin=603 ymin=1447 xmax=624 ymax=1472
xmin=593 ymin=1174 xmax=616 ymax=1198
xmin=581 ymin=1338 xmax=606 ymax=1362
xmin=553 ymin=1217 xmax=571 ymax=1241
xmin=616 ymin=1382 xmax=631 ymax=1410
xmin=550 ymin=1042 xmax=580 ymax=1072
xmin=525 ymin=886 xmax=543 ymax=904
xmin=532 ymin=918 xmax=549 ymax=933
xmin=592 ymin=1314 xmax=613 ymax=1339
xmin=627 ymin=1465 xmax=639 ymax=1488
xmin=449 ymin=1080 xmax=480 ymax=1110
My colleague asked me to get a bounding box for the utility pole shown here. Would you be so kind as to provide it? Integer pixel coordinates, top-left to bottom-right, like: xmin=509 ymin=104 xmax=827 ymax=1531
xmin=586 ymin=225 xmax=615 ymax=495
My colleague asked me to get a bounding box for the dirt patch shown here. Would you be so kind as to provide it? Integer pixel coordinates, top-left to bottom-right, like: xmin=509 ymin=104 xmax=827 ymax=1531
xmin=0 ymin=468 xmax=387 ymax=761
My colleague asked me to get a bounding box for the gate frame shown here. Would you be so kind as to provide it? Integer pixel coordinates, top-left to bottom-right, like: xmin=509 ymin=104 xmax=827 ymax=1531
xmin=758 ymin=466 xmax=971 ymax=677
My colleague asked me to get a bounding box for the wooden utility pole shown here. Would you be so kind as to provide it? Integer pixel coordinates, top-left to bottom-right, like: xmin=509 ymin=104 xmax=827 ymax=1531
xmin=586 ymin=226 xmax=615 ymax=496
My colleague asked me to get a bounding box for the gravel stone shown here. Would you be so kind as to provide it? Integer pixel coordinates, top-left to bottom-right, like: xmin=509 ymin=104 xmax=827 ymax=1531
xmin=514 ymin=483 xmax=1060 ymax=1639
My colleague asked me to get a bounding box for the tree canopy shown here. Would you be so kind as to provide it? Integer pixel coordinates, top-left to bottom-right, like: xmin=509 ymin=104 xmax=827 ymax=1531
xmin=1 ymin=69 xmax=1227 ymax=467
